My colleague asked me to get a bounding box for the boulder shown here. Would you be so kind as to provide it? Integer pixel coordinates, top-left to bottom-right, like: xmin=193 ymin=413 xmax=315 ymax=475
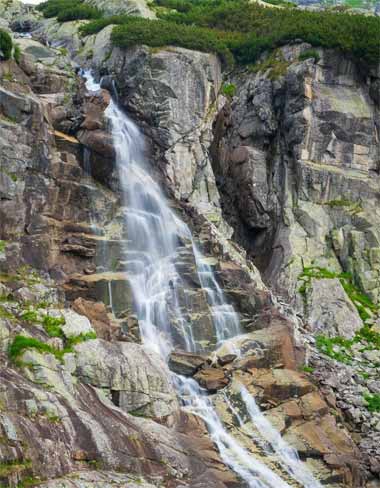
xmin=74 ymin=339 xmax=178 ymax=417
xmin=168 ymin=351 xmax=208 ymax=376
xmin=250 ymin=368 xmax=315 ymax=402
xmin=61 ymin=309 xmax=95 ymax=338
xmin=194 ymin=368 xmax=229 ymax=392
xmin=72 ymin=297 xmax=121 ymax=341
xmin=306 ymin=278 xmax=363 ymax=338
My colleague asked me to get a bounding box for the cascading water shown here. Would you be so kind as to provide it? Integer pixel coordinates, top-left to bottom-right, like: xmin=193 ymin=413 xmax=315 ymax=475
xmin=84 ymin=73 xmax=322 ymax=488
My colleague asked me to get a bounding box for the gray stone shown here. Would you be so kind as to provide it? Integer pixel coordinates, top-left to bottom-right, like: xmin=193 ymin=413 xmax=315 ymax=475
xmin=305 ymin=278 xmax=363 ymax=338
xmin=74 ymin=339 xmax=178 ymax=417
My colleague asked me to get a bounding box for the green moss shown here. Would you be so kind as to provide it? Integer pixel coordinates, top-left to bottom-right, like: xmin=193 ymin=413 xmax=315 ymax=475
xmin=0 ymin=240 xmax=6 ymax=253
xmin=325 ymin=198 xmax=363 ymax=214
xmin=8 ymin=335 xmax=59 ymax=361
xmin=128 ymin=408 xmax=148 ymax=418
xmin=16 ymin=477 xmax=41 ymax=487
xmin=364 ymin=393 xmax=380 ymax=412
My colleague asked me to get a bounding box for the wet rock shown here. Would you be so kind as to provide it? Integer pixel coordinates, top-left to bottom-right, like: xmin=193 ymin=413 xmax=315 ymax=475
xmin=218 ymin=354 xmax=237 ymax=366
xmin=194 ymin=367 xmax=229 ymax=392
xmin=168 ymin=351 xmax=208 ymax=376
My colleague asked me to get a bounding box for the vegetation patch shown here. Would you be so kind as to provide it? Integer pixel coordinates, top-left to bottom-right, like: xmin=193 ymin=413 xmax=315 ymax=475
xmin=299 ymin=49 xmax=320 ymax=62
xmin=14 ymin=43 xmax=21 ymax=63
xmin=0 ymin=240 xmax=6 ymax=253
xmin=111 ymin=17 xmax=239 ymax=66
xmin=299 ymin=266 xmax=380 ymax=364
xmin=66 ymin=331 xmax=97 ymax=348
xmin=221 ymin=83 xmax=236 ymax=98
xmin=325 ymin=198 xmax=363 ymax=215
xmin=298 ymin=266 xmax=378 ymax=323
xmin=0 ymin=29 xmax=13 ymax=61
xmin=74 ymin=0 xmax=380 ymax=69
xmin=8 ymin=335 xmax=61 ymax=361
xmin=316 ymin=335 xmax=353 ymax=363
xmin=42 ymin=315 xmax=65 ymax=338
xmin=249 ymin=49 xmax=290 ymax=79
xmin=0 ymin=459 xmax=32 ymax=477
xmin=37 ymin=0 xmax=101 ymax=21
xmin=364 ymin=393 xmax=380 ymax=412
xmin=300 ymin=365 xmax=315 ymax=373
xmin=0 ymin=304 xmax=13 ymax=320
xmin=79 ymin=14 xmax=130 ymax=36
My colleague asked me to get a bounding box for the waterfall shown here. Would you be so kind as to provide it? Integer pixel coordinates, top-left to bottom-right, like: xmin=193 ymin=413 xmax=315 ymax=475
xmin=84 ymin=73 xmax=322 ymax=488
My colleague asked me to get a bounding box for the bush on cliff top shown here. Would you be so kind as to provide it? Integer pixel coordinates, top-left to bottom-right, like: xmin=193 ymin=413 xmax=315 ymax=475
xmin=79 ymin=14 xmax=131 ymax=36
xmin=111 ymin=17 xmax=243 ymax=66
xmin=0 ymin=29 xmax=13 ymax=60
xmin=48 ymin=0 xmax=379 ymax=68
xmin=37 ymin=0 xmax=101 ymax=21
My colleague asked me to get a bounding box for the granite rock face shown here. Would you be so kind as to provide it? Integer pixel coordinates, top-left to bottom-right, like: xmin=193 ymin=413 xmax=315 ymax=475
xmin=305 ymin=278 xmax=364 ymax=338
xmin=0 ymin=6 xmax=379 ymax=488
xmin=211 ymin=46 xmax=380 ymax=306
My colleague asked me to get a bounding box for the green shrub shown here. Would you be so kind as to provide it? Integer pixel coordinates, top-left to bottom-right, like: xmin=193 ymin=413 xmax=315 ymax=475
xmin=13 ymin=43 xmax=21 ymax=63
xmin=57 ymin=4 xmax=101 ymax=21
xmin=66 ymin=0 xmax=380 ymax=69
xmin=0 ymin=29 xmax=13 ymax=61
xmin=37 ymin=0 xmax=82 ymax=18
xmin=364 ymin=393 xmax=380 ymax=412
xmin=222 ymin=83 xmax=236 ymax=98
xmin=111 ymin=17 xmax=241 ymax=66
xmin=299 ymin=49 xmax=320 ymax=62
xmin=42 ymin=315 xmax=65 ymax=338
xmin=158 ymin=0 xmax=380 ymax=67
xmin=155 ymin=0 xmax=193 ymax=12
xmin=79 ymin=14 xmax=130 ymax=36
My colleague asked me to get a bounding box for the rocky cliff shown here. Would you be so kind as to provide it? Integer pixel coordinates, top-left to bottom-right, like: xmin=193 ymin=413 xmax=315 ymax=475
xmin=0 ymin=1 xmax=379 ymax=487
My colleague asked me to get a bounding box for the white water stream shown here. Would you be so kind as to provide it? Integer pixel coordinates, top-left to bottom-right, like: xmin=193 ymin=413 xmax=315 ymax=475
xmin=84 ymin=73 xmax=322 ymax=488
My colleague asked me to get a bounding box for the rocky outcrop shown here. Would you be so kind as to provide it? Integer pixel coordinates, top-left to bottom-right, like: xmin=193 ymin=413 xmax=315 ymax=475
xmin=211 ymin=45 xmax=380 ymax=305
xmin=105 ymin=45 xmax=225 ymax=222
